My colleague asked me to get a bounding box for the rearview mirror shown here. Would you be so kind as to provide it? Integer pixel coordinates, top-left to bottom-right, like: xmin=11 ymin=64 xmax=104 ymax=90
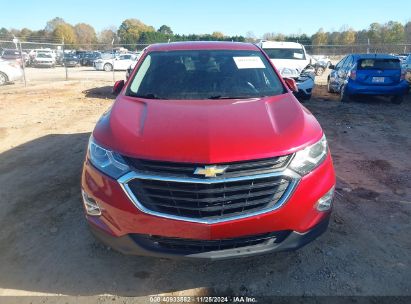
xmin=112 ymin=80 xmax=125 ymax=95
xmin=328 ymin=64 xmax=335 ymax=70
xmin=283 ymin=78 xmax=298 ymax=93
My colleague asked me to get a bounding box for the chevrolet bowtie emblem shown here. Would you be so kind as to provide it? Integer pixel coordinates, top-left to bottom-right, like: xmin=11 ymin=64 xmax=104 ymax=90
xmin=194 ymin=165 xmax=228 ymax=178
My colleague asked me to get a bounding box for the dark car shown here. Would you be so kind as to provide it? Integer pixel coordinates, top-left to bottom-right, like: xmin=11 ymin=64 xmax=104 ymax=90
xmin=328 ymin=54 xmax=409 ymax=104
xmin=1 ymin=49 xmax=29 ymax=66
xmin=63 ymin=54 xmax=80 ymax=67
xmin=81 ymin=52 xmax=101 ymax=66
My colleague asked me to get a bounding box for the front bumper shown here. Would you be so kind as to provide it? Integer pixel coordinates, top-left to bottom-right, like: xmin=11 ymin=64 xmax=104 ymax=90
xmin=7 ymin=67 xmax=23 ymax=82
xmin=295 ymin=77 xmax=315 ymax=100
xmin=64 ymin=61 xmax=78 ymax=67
xmin=33 ymin=62 xmax=54 ymax=67
xmin=88 ymin=215 xmax=330 ymax=260
xmin=94 ymin=62 xmax=104 ymax=70
xmin=82 ymin=153 xmax=335 ymax=259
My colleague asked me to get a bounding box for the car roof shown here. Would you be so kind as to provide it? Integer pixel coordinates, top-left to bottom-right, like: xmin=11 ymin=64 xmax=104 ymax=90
xmin=147 ymin=41 xmax=259 ymax=52
xmin=350 ymin=53 xmax=400 ymax=60
xmin=259 ymin=41 xmax=304 ymax=49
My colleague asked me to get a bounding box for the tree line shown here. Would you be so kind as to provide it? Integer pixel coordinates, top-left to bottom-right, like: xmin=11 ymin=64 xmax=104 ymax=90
xmin=310 ymin=22 xmax=411 ymax=46
xmin=0 ymin=17 xmax=245 ymax=50
xmin=0 ymin=17 xmax=410 ymax=51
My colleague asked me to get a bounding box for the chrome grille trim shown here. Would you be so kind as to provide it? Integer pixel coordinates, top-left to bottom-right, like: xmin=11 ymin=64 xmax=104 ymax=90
xmin=118 ymin=169 xmax=300 ymax=224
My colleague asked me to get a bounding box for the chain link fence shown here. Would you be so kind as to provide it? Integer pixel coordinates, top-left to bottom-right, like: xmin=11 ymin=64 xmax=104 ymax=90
xmin=0 ymin=40 xmax=149 ymax=86
xmin=1 ymin=39 xmax=410 ymax=88
xmin=305 ymin=43 xmax=411 ymax=58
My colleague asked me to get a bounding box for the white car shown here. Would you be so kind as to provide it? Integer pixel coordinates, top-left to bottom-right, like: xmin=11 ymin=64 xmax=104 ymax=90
xmin=258 ymin=40 xmax=315 ymax=101
xmin=32 ymin=53 xmax=56 ymax=68
xmin=125 ymin=51 xmax=144 ymax=79
xmin=0 ymin=59 xmax=23 ymax=85
xmin=94 ymin=53 xmax=138 ymax=72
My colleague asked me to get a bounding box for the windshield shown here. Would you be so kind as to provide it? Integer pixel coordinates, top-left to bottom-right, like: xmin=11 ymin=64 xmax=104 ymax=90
xmin=127 ymin=50 xmax=284 ymax=100
xmin=3 ymin=50 xmax=20 ymax=56
xmin=37 ymin=53 xmax=52 ymax=58
xmin=357 ymin=59 xmax=400 ymax=70
xmin=263 ymin=48 xmax=306 ymax=60
xmin=101 ymin=53 xmax=114 ymax=59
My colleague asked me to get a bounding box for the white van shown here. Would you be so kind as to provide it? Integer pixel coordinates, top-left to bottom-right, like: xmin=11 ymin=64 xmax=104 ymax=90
xmin=258 ymin=41 xmax=315 ymax=101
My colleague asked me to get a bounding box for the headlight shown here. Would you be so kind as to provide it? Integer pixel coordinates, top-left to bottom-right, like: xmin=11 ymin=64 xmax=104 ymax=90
xmin=281 ymin=68 xmax=300 ymax=78
xmin=88 ymin=136 xmax=130 ymax=179
xmin=289 ymin=135 xmax=328 ymax=175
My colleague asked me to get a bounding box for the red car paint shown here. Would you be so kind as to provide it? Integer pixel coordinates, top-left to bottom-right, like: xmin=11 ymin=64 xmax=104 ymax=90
xmin=81 ymin=42 xmax=336 ymax=258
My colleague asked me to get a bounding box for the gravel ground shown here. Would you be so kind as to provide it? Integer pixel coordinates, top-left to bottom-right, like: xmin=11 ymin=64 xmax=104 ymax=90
xmin=0 ymin=78 xmax=410 ymax=300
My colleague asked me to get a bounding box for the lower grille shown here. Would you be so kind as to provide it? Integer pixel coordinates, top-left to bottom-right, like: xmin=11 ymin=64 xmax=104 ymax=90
xmin=127 ymin=175 xmax=291 ymax=220
xmin=132 ymin=231 xmax=291 ymax=253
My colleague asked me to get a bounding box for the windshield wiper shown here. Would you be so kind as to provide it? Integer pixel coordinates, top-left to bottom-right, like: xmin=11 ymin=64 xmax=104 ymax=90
xmin=129 ymin=93 xmax=166 ymax=100
xmin=208 ymin=95 xmax=265 ymax=99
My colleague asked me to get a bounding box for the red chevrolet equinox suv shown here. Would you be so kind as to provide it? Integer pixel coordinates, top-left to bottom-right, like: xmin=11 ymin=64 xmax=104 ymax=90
xmin=81 ymin=42 xmax=336 ymax=260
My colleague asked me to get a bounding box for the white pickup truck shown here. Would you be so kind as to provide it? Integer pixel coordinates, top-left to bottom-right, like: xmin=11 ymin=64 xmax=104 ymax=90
xmin=258 ymin=41 xmax=315 ymax=101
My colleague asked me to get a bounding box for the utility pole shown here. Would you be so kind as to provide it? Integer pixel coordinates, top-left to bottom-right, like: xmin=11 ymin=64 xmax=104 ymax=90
xmin=13 ymin=37 xmax=26 ymax=87
xmin=367 ymin=38 xmax=370 ymax=54
xmin=63 ymin=38 xmax=68 ymax=80
xmin=112 ymin=38 xmax=115 ymax=82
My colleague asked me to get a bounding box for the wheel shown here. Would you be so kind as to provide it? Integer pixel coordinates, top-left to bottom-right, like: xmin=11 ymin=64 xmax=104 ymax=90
xmin=0 ymin=72 xmax=8 ymax=86
xmin=391 ymin=95 xmax=404 ymax=104
xmin=104 ymin=63 xmax=113 ymax=72
xmin=327 ymin=78 xmax=334 ymax=93
xmin=299 ymin=94 xmax=312 ymax=102
xmin=340 ymin=85 xmax=351 ymax=102
xmin=316 ymin=67 xmax=325 ymax=76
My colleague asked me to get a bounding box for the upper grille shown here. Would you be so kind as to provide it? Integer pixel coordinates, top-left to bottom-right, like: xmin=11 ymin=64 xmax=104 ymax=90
xmin=132 ymin=230 xmax=291 ymax=254
xmin=124 ymin=155 xmax=292 ymax=179
xmin=127 ymin=175 xmax=291 ymax=220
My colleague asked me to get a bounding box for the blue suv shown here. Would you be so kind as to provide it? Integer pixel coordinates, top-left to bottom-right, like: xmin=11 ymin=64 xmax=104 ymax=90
xmin=327 ymin=54 xmax=408 ymax=104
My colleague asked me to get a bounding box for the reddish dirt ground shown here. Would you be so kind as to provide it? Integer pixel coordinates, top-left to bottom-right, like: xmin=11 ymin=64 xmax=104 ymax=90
xmin=0 ymin=81 xmax=410 ymax=299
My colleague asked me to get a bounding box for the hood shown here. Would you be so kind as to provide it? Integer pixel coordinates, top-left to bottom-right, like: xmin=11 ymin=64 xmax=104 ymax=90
xmin=270 ymin=59 xmax=310 ymax=77
xmin=94 ymin=93 xmax=323 ymax=164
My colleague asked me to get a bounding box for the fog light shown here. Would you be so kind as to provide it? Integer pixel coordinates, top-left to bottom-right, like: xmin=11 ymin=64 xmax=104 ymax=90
xmin=316 ymin=186 xmax=335 ymax=212
xmin=82 ymin=190 xmax=101 ymax=216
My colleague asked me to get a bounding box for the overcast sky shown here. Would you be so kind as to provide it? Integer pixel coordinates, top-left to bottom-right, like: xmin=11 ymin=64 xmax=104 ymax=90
xmin=0 ymin=0 xmax=409 ymax=36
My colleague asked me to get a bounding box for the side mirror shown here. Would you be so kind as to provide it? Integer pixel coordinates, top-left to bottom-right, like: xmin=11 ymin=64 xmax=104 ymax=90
xmin=328 ymin=64 xmax=335 ymax=70
xmin=112 ymin=80 xmax=125 ymax=95
xmin=283 ymin=78 xmax=298 ymax=93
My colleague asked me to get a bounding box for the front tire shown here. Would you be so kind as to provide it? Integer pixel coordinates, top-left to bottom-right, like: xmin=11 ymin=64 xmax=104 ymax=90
xmin=300 ymin=94 xmax=312 ymax=102
xmin=340 ymin=85 xmax=351 ymax=102
xmin=327 ymin=78 xmax=334 ymax=93
xmin=104 ymin=63 xmax=113 ymax=72
xmin=0 ymin=72 xmax=8 ymax=86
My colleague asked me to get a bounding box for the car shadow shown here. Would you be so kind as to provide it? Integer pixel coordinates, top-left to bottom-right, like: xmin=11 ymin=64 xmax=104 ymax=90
xmin=313 ymin=84 xmax=411 ymax=104
xmin=82 ymin=86 xmax=115 ymax=100
xmin=0 ymin=132 xmax=337 ymax=297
